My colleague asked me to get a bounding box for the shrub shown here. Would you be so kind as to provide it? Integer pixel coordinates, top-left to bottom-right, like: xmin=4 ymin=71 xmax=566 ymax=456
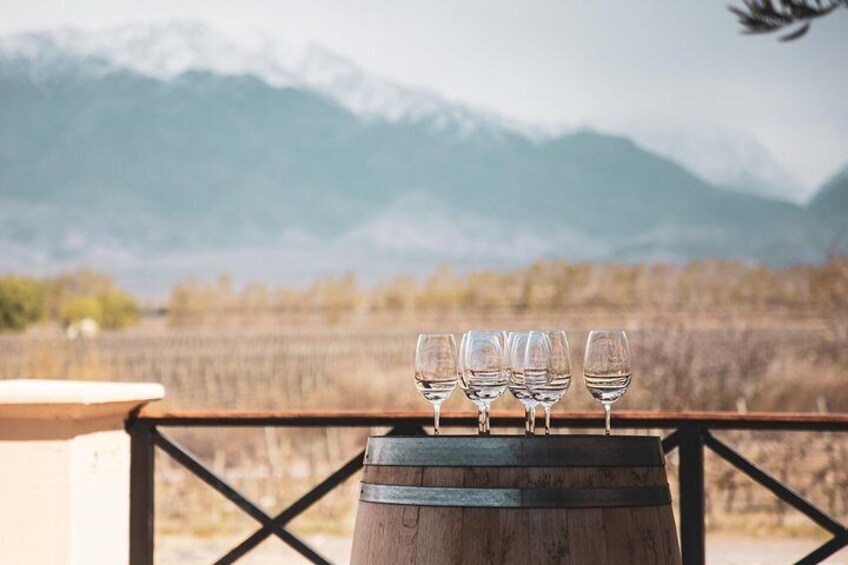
xmin=60 ymin=296 xmax=103 ymax=328
xmin=98 ymin=290 xmax=140 ymax=329
xmin=0 ymin=276 xmax=44 ymax=332
xmin=60 ymin=291 xmax=139 ymax=330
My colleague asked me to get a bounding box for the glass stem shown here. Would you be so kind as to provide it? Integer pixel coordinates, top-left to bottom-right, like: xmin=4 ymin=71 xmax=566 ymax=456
xmin=484 ymin=404 xmax=491 ymax=436
xmin=544 ymin=405 xmax=552 ymax=436
xmin=433 ymin=403 xmax=441 ymax=436
xmin=477 ymin=405 xmax=487 ymax=435
xmin=603 ymin=402 xmax=612 ymax=436
xmin=524 ymin=406 xmax=533 ymax=436
xmin=529 ymin=404 xmax=536 ymax=435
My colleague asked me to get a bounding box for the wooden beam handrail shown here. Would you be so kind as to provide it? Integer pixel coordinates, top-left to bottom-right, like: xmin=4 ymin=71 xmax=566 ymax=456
xmin=133 ymin=408 xmax=848 ymax=431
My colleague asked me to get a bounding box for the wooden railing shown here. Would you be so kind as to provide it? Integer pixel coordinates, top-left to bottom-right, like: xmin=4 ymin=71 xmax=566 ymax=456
xmin=127 ymin=410 xmax=848 ymax=565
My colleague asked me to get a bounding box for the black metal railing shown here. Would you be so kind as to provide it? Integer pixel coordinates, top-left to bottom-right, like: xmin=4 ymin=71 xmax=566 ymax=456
xmin=127 ymin=410 xmax=848 ymax=565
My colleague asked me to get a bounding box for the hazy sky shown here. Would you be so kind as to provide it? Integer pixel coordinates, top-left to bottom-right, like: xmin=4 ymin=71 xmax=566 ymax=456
xmin=1 ymin=0 xmax=846 ymax=191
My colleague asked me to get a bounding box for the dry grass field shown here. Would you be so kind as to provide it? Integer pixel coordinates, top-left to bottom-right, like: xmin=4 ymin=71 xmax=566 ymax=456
xmin=1 ymin=309 xmax=846 ymax=546
xmin=1 ymin=259 xmax=847 ymax=563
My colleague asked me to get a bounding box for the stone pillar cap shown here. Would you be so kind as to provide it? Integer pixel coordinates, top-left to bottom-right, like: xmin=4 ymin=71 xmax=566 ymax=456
xmin=0 ymin=379 xmax=165 ymax=420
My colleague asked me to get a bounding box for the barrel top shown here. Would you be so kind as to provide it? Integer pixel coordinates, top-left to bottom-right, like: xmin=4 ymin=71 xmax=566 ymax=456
xmin=364 ymin=435 xmax=664 ymax=467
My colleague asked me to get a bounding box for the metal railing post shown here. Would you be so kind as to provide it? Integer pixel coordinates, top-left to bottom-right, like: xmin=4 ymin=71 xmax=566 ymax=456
xmin=129 ymin=420 xmax=155 ymax=565
xmin=678 ymin=426 xmax=705 ymax=565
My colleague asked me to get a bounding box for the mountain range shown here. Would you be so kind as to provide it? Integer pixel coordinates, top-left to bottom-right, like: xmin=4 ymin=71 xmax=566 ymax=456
xmin=811 ymin=166 xmax=848 ymax=216
xmin=0 ymin=22 xmax=845 ymax=294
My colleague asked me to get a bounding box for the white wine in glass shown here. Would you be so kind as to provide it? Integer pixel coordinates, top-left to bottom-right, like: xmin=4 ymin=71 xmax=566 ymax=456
xmin=415 ymin=333 xmax=458 ymax=436
xmin=522 ymin=331 xmax=552 ymax=403
xmin=529 ymin=330 xmax=571 ymax=435
xmin=583 ymin=330 xmax=631 ymax=436
xmin=457 ymin=331 xmax=484 ymax=431
xmin=507 ymin=332 xmax=538 ymax=435
xmin=463 ymin=330 xmax=506 ymax=435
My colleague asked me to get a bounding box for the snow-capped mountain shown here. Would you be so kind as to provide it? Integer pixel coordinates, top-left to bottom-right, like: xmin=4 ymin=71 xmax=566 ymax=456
xmin=810 ymin=163 xmax=848 ymax=219
xmin=0 ymin=22 xmax=294 ymax=85
xmin=0 ymin=21 xmax=557 ymax=139
xmin=0 ymin=21 xmax=806 ymax=199
xmin=0 ymin=22 xmax=838 ymax=293
xmin=624 ymin=125 xmax=804 ymax=203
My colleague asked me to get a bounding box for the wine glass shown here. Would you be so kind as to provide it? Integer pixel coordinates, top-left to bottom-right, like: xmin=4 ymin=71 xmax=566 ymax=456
xmin=523 ymin=330 xmax=552 ymax=402
xmin=463 ymin=330 xmax=507 ymax=435
xmin=414 ymin=333 xmax=458 ymax=436
xmin=457 ymin=331 xmax=479 ymax=430
xmin=460 ymin=331 xmax=501 ymax=435
xmin=458 ymin=331 xmax=468 ymax=379
xmin=507 ymin=332 xmax=538 ymax=435
xmin=529 ymin=330 xmax=571 ymax=435
xmin=583 ymin=330 xmax=631 ymax=436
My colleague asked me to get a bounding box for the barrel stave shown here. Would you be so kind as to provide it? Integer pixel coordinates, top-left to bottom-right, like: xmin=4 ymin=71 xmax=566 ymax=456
xmin=416 ymin=467 xmax=464 ymax=564
xmin=414 ymin=504 xmax=463 ymax=563
xmin=567 ymin=507 xmax=608 ymax=563
xmin=657 ymin=503 xmax=682 ymax=562
xmin=496 ymin=468 xmax=531 ymax=564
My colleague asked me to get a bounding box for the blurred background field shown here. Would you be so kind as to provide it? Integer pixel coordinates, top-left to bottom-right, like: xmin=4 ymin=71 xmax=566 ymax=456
xmin=1 ymin=258 xmax=846 ymax=562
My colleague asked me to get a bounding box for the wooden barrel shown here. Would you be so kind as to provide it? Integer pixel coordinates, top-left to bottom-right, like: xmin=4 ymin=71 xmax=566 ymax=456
xmin=351 ymin=435 xmax=680 ymax=564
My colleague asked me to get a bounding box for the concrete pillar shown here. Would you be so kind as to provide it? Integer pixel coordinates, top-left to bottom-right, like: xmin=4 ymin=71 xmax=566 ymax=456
xmin=0 ymin=379 xmax=164 ymax=565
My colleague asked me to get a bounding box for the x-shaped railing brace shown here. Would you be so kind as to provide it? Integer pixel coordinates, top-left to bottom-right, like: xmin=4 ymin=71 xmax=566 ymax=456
xmin=662 ymin=427 xmax=848 ymax=565
xmin=151 ymin=424 xmax=845 ymax=564
xmin=153 ymin=425 xmax=425 ymax=564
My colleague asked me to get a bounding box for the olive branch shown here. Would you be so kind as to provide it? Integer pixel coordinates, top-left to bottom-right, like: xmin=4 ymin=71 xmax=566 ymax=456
xmin=729 ymin=0 xmax=847 ymax=41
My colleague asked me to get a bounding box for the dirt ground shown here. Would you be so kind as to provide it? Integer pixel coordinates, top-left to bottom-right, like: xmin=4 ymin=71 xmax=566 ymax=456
xmin=157 ymin=533 xmax=848 ymax=564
